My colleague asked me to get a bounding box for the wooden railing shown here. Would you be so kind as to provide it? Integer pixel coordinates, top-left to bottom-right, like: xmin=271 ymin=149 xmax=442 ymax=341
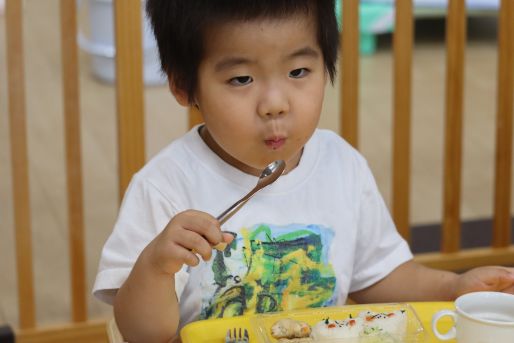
xmin=5 ymin=0 xmax=145 ymax=341
xmin=6 ymin=0 xmax=35 ymax=332
xmin=4 ymin=0 xmax=514 ymax=342
xmin=339 ymin=0 xmax=514 ymax=271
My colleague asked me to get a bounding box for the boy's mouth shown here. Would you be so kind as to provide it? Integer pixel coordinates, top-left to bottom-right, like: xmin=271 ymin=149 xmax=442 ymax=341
xmin=264 ymin=137 xmax=286 ymax=150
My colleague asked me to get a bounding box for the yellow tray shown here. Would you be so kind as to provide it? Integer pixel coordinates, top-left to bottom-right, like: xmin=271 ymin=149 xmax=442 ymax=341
xmin=180 ymin=302 xmax=456 ymax=343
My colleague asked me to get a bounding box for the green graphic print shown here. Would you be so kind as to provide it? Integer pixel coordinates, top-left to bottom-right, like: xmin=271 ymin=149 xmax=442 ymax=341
xmin=199 ymin=223 xmax=337 ymax=319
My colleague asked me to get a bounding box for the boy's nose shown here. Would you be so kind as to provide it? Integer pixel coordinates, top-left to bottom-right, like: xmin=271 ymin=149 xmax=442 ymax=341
xmin=257 ymin=86 xmax=289 ymax=118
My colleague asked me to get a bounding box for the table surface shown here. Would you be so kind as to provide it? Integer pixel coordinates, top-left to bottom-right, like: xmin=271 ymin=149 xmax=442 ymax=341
xmin=180 ymin=301 xmax=456 ymax=343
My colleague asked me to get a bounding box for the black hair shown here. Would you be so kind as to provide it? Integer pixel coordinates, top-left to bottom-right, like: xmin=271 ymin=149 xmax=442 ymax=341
xmin=146 ymin=0 xmax=339 ymax=104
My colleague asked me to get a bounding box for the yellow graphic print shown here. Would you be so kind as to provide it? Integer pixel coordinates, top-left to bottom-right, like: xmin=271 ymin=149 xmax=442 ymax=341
xmin=200 ymin=224 xmax=337 ymax=319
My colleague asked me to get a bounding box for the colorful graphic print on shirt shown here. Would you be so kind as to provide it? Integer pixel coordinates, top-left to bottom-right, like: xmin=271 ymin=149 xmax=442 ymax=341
xmin=199 ymin=223 xmax=337 ymax=319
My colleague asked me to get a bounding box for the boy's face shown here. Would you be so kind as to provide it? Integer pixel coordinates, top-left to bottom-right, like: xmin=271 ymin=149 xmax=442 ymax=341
xmin=194 ymin=13 xmax=326 ymax=175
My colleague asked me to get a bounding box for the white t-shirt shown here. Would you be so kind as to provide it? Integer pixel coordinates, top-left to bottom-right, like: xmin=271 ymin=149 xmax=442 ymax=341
xmin=93 ymin=126 xmax=412 ymax=327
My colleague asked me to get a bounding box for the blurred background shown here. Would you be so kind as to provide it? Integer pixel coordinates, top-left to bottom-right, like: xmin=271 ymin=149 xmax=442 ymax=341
xmin=0 ymin=0 xmax=511 ymax=333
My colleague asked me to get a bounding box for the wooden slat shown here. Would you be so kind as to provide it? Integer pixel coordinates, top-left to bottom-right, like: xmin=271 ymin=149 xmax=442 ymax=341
xmin=106 ymin=318 xmax=124 ymax=343
xmin=441 ymin=0 xmax=467 ymax=253
xmin=16 ymin=320 xmax=108 ymax=343
xmin=188 ymin=106 xmax=203 ymax=129
xmin=114 ymin=0 xmax=146 ymax=201
xmin=493 ymin=0 xmax=514 ymax=248
xmin=392 ymin=0 xmax=414 ymax=242
xmin=59 ymin=0 xmax=87 ymax=322
xmin=340 ymin=0 xmax=359 ymax=148
xmin=415 ymin=246 xmax=514 ymax=271
xmin=6 ymin=0 xmax=36 ymax=329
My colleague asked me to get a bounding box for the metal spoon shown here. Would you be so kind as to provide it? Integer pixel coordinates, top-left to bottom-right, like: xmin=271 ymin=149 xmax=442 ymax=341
xmin=212 ymin=159 xmax=286 ymax=251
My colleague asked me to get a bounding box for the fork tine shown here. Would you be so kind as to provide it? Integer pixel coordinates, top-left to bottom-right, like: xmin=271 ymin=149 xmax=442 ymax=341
xmin=225 ymin=329 xmax=233 ymax=343
xmin=225 ymin=327 xmax=248 ymax=343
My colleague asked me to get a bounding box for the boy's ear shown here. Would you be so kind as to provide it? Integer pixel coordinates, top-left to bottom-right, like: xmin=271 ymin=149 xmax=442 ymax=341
xmin=168 ymin=77 xmax=189 ymax=107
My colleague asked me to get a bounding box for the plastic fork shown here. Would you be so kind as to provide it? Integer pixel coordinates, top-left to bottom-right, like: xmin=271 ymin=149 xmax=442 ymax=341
xmin=225 ymin=327 xmax=249 ymax=343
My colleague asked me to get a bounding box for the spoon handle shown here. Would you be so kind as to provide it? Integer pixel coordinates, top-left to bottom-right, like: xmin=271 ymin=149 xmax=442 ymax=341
xmin=216 ymin=187 xmax=259 ymax=225
xmin=211 ymin=159 xmax=285 ymax=251
xmin=211 ymin=187 xmax=259 ymax=251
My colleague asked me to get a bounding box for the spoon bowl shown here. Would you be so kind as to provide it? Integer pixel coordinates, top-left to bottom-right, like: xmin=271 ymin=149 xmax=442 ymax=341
xmin=216 ymin=159 xmax=286 ymax=225
xmin=255 ymin=159 xmax=286 ymax=188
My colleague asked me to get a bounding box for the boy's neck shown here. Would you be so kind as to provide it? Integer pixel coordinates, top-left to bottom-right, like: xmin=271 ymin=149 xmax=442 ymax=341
xmin=198 ymin=125 xmax=304 ymax=176
xmin=198 ymin=125 xmax=263 ymax=177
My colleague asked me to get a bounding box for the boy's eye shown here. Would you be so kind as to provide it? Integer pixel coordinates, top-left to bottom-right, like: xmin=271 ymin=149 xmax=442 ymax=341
xmin=228 ymin=76 xmax=253 ymax=86
xmin=289 ymin=68 xmax=309 ymax=78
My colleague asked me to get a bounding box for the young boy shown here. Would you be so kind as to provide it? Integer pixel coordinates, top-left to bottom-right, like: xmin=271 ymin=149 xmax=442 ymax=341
xmin=93 ymin=1 xmax=514 ymax=342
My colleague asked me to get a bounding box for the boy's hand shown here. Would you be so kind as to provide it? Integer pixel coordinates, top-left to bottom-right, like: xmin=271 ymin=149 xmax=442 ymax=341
xmin=455 ymin=266 xmax=514 ymax=297
xmin=145 ymin=210 xmax=234 ymax=276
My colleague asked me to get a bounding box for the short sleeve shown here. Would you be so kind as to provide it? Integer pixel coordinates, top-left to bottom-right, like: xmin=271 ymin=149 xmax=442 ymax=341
xmin=349 ymin=159 xmax=413 ymax=293
xmin=92 ymin=174 xmax=190 ymax=304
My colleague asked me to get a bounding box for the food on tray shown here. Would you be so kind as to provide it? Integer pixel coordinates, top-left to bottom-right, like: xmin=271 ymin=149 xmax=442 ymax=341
xmin=311 ymin=316 xmax=363 ymax=340
xmin=271 ymin=318 xmax=312 ymax=339
xmin=359 ymin=310 xmax=406 ymax=339
xmin=270 ymin=309 xmax=407 ymax=342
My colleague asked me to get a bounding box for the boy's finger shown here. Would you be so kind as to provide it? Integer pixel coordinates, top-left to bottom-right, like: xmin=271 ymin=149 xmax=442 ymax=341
xmin=501 ymin=271 xmax=514 ymax=288
xmin=484 ymin=268 xmax=514 ymax=291
xmin=500 ymin=285 xmax=514 ymax=295
xmin=174 ymin=245 xmax=200 ymax=267
xmin=178 ymin=210 xmax=224 ymax=246
xmin=497 ymin=267 xmax=514 ymax=280
xmin=222 ymin=232 xmax=235 ymax=244
xmin=174 ymin=229 xmax=213 ymax=261
xmin=212 ymin=232 xmax=236 ymax=251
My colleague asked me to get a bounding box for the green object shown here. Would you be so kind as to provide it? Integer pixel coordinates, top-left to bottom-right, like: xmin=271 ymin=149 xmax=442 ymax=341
xmin=335 ymin=1 xmax=395 ymax=55
xmin=360 ymin=33 xmax=378 ymax=55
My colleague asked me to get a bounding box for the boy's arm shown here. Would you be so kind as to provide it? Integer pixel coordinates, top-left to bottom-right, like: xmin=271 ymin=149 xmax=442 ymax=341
xmin=114 ymin=245 xmax=180 ymax=343
xmin=349 ymin=260 xmax=459 ymax=303
xmin=112 ymin=209 xmax=232 ymax=343
xmin=350 ymin=260 xmax=514 ymax=304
